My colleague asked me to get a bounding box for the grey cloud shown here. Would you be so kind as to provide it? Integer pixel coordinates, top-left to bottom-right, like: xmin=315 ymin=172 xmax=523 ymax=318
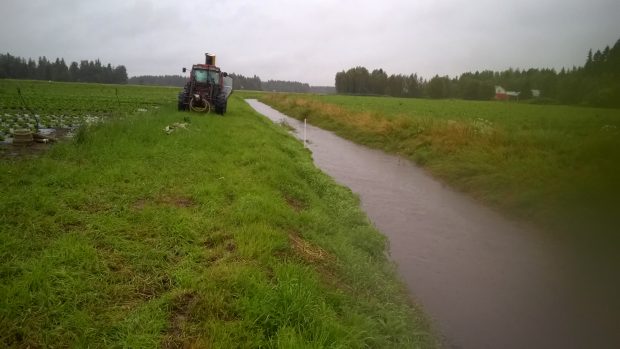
xmin=1 ymin=0 xmax=619 ymax=86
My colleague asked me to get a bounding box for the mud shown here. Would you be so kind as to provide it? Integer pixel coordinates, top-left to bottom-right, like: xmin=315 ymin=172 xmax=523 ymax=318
xmin=0 ymin=128 xmax=73 ymax=159
xmin=247 ymin=99 xmax=620 ymax=349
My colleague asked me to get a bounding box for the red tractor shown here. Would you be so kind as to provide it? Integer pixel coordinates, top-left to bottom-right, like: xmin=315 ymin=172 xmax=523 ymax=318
xmin=178 ymin=53 xmax=233 ymax=114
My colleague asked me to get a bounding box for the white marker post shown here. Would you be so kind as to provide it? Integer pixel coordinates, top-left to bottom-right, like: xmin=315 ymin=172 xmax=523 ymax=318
xmin=304 ymin=118 xmax=307 ymax=147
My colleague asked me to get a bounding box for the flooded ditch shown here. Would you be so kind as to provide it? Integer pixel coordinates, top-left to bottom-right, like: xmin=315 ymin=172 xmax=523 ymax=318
xmin=246 ymin=99 xmax=620 ymax=349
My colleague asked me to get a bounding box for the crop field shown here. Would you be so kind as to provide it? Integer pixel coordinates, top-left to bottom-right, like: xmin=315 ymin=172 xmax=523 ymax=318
xmin=0 ymin=80 xmax=178 ymax=140
xmin=0 ymin=81 xmax=434 ymax=347
xmin=255 ymin=93 xmax=620 ymax=239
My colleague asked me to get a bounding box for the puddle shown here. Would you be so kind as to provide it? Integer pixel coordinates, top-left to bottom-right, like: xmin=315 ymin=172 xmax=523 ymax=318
xmin=0 ymin=128 xmax=74 ymax=158
xmin=247 ymin=99 xmax=620 ymax=349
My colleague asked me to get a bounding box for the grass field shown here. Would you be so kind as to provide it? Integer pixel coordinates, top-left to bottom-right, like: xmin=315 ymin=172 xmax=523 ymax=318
xmin=0 ymin=81 xmax=435 ymax=347
xmin=254 ymin=93 xmax=620 ymax=239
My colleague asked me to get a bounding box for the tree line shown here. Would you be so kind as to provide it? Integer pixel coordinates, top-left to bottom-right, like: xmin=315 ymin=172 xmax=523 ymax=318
xmin=130 ymin=72 xmax=318 ymax=94
xmin=0 ymin=53 xmax=128 ymax=84
xmin=127 ymin=75 xmax=186 ymax=86
xmin=335 ymin=38 xmax=620 ymax=107
xmin=262 ymin=80 xmax=310 ymax=93
xmin=229 ymin=73 xmax=262 ymax=90
xmin=0 ymin=53 xmax=331 ymax=94
xmin=309 ymin=86 xmax=336 ymax=94
xmin=229 ymin=74 xmax=312 ymax=93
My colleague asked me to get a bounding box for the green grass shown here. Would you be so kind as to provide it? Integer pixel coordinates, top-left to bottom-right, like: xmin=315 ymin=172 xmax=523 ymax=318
xmin=0 ymin=83 xmax=435 ymax=348
xmin=253 ymin=92 xmax=620 ymax=238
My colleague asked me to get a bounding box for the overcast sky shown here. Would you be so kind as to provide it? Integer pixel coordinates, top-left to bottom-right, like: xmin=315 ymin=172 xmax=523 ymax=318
xmin=1 ymin=0 xmax=619 ymax=85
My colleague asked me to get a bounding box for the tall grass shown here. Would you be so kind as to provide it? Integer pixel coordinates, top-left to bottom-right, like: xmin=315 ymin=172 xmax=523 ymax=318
xmin=255 ymin=93 xmax=620 ymax=239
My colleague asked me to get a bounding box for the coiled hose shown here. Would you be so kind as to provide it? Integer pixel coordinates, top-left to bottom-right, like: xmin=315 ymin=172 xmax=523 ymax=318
xmin=189 ymin=97 xmax=210 ymax=113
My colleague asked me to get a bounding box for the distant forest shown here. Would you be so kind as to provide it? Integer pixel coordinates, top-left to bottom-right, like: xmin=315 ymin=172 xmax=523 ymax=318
xmin=0 ymin=53 xmax=128 ymax=84
xmin=127 ymin=75 xmax=186 ymax=86
xmin=0 ymin=54 xmax=329 ymax=94
xmin=336 ymin=38 xmax=620 ymax=108
xmin=129 ymin=72 xmax=335 ymax=94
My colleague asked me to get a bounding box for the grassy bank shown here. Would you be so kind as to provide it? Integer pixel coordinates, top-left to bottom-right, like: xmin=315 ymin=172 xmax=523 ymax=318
xmin=254 ymin=93 xmax=620 ymax=237
xmin=0 ymin=91 xmax=435 ymax=347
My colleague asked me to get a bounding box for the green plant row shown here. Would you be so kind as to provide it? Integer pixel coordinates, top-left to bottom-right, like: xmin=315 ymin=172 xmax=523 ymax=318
xmin=0 ymin=79 xmax=178 ymax=137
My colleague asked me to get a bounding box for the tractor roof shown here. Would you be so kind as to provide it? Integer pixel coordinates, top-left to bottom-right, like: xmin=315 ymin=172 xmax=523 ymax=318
xmin=192 ymin=64 xmax=220 ymax=71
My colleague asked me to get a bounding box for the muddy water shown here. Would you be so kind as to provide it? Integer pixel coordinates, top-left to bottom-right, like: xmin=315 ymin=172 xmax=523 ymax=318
xmin=246 ymin=99 xmax=619 ymax=349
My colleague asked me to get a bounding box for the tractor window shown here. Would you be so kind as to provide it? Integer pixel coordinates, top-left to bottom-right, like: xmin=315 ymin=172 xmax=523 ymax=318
xmin=194 ymin=69 xmax=219 ymax=83
xmin=194 ymin=70 xmax=209 ymax=83
xmin=208 ymin=71 xmax=220 ymax=82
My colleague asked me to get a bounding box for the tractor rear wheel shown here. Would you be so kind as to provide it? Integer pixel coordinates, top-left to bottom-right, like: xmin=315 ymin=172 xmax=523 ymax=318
xmin=214 ymin=93 xmax=227 ymax=115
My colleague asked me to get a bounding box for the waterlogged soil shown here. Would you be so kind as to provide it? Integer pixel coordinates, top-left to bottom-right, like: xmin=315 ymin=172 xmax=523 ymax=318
xmin=247 ymin=99 xmax=620 ymax=349
xmin=0 ymin=128 xmax=73 ymax=158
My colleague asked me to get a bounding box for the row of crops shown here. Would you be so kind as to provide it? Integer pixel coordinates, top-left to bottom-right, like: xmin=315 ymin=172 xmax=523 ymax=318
xmin=0 ymin=79 xmax=179 ymax=141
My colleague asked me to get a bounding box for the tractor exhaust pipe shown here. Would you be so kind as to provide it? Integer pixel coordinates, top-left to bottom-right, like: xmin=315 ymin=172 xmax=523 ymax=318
xmin=205 ymin=53 xmax=216 ymax=66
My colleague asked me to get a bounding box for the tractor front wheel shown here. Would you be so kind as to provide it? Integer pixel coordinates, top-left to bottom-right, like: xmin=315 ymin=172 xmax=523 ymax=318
xmin=177 ymin=92 xmax=188 ymax=111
